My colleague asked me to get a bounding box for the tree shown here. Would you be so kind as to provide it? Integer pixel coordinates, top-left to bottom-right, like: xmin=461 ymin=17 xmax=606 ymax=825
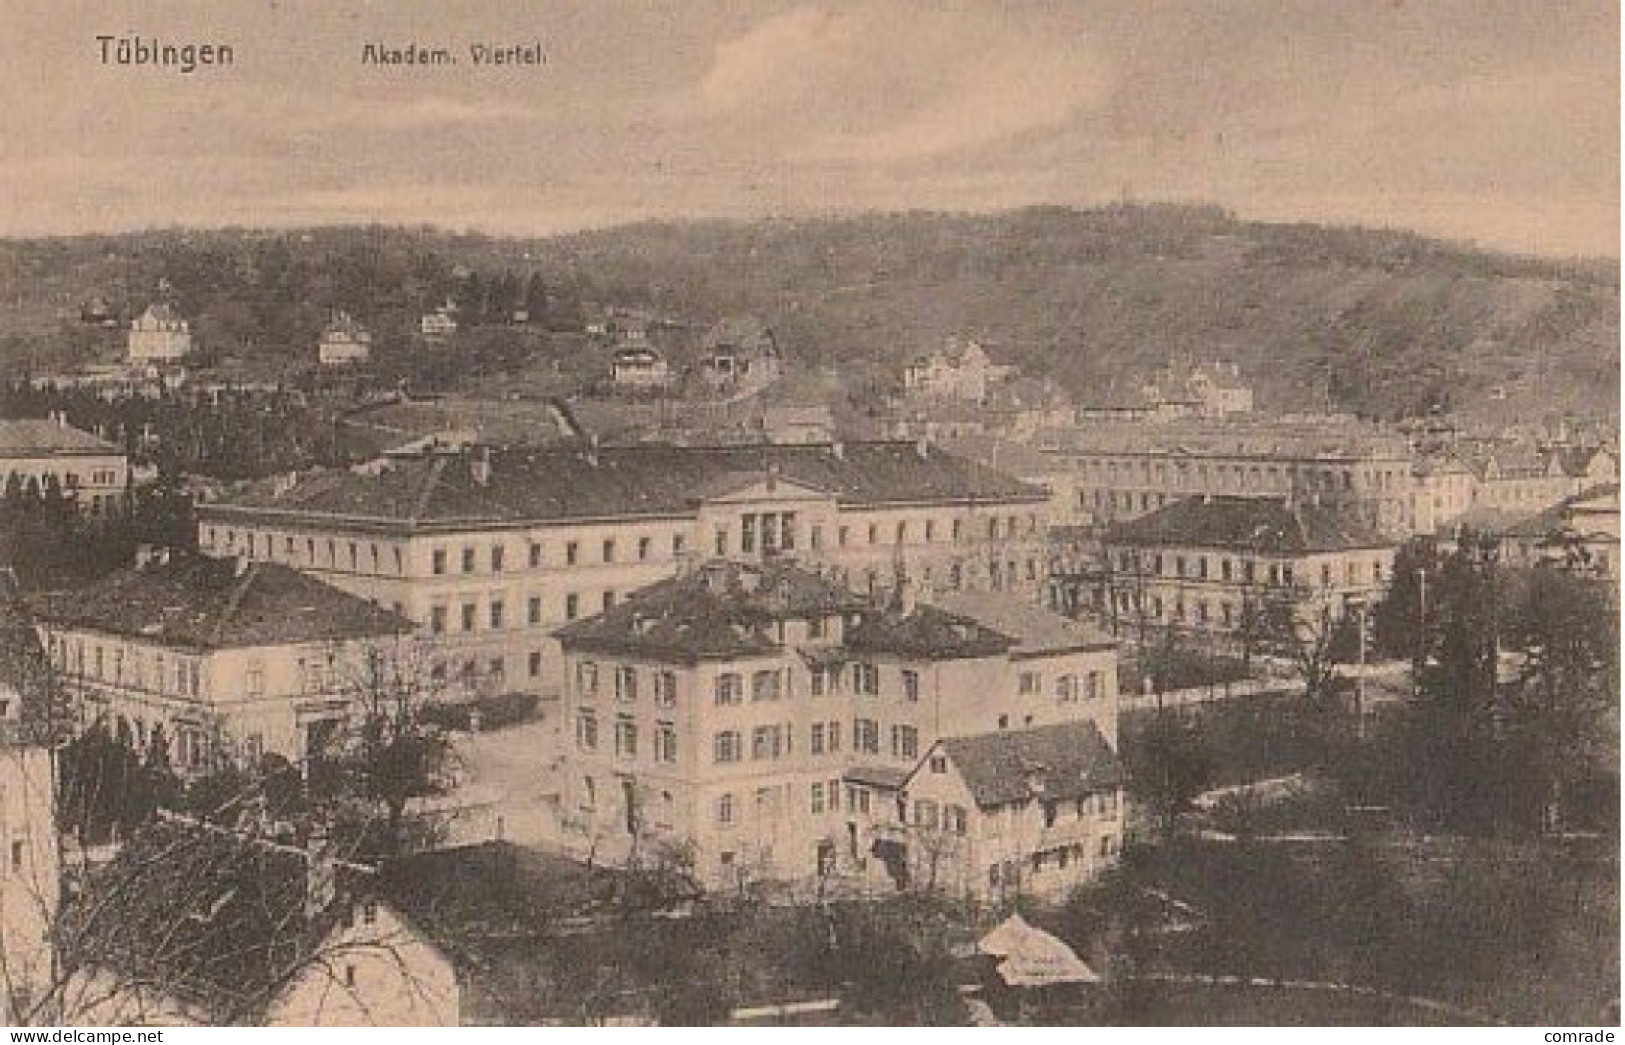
xmin=56 ymin=723 xmax=166 ymax=845
xmin=1262 ymin=592 xmax=1360 ymax=712
xmin=314 ymin=640 xmax=455 ymax=858
xmin=1496 ymin=565 xmax=1618 ymax=833
xmin=1370 ymin=537 xmax=1444 ymax=664
xmin=1124 ymin=712 xmax=1212 ymax=841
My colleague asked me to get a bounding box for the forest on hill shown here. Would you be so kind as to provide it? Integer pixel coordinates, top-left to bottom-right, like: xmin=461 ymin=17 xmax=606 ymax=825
xmin=0 ymin=205 xmax=1615 ymax=423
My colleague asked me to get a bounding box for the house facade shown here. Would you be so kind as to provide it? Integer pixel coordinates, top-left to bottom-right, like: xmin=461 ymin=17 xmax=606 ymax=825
xmin=30 ymin=549 xmax=413 ymax=774
xmin=552 ymin=560 xmax=1119 ymax=889
xmin=609 ymin=346 xmax=670 ymax=388
xmin=1038 ymin=417 xmax=1417 ymax=535
xmin=902 ymin=337 xmax=1014 ymax=402
xmin=318 ymin=312 xmax=373 ymax=367
xmin=127 ymin=302 xmax=193 ymax=363
xmin=0 ymin=418 xmax=130 ymax=514
xmin=59 ymin=819 xmax=459 ymax=1027
xmin=699 ymin=316 xmax=781 ymax=393
xmin=1099 ymin=495 xmax=1396 ymax=645
xmin=900 ymin=719 xmax=1124 ymax=903
xmin=194 ymin=441 xmax=1052 ymax=700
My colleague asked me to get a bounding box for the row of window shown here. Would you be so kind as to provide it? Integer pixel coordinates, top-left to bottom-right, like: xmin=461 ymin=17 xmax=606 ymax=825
xmin=1116 ymin=552 xmax=1386 ymax=588
xmin=1080 ymin=455 xmax=1403 ymax=492
xmin=431 ymin=534 xmax=679 ymax=576
xmin=989 ymin=836 xmax=1117 ymax=887
xmin=431 ymin=590 xmax=612 ymax=635
xmin=51 ymin=637 xmax=203 ymax=698
xmin=1016 ymin=670 xmax=1106 ymax=703
xmin=575 ymin=712 xmax=679 ymax=763
xmin=712 ymin=720 xmax=918 ymax=763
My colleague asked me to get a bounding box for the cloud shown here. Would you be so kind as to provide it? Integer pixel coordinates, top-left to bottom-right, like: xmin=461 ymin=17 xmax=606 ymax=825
xmin=676 ymin=5 xmax=1107 ymax=165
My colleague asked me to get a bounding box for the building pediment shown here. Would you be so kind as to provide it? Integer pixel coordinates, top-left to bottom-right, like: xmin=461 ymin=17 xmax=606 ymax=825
xmin=698 ymin=472 xmax=834 ymax=507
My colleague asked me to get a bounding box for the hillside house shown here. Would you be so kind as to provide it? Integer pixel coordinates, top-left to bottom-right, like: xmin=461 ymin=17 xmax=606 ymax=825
xmin=318 ymin=312 xmax=373 ymax=367
xmin=127 ymin=302 xmax=193 ymax=364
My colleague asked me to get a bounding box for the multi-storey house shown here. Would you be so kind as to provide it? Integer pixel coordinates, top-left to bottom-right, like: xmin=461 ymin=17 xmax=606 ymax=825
xmin=552 ymin=559 xmax=1119 ymax=890
xmin=194 ymin=441 xmax=1052 ymax=699
xmin=1038 ymin=417 xmax=1417 ymax=535
xmin=901 ymin=719 xmax=1124 ymax=903
xmin=317 ymin=311 xmax=373 ymax=367
xmin=1099 ymin=495 xmax=1396 ymax=646
xmin=30 ymin=548 xmax=412 ymax=774
xmin=126 ymin=301 xmax=193 ymax=364
xmin=0 ymin=418 xmax=129 ymax=515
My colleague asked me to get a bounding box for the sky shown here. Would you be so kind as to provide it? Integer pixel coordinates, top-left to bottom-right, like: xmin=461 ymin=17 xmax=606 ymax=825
xmin=0 ymin=0 xmax=1617 ymax=256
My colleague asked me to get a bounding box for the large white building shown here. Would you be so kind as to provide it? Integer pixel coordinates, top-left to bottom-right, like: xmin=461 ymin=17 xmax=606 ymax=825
xmin=195 ymin=441 xmax=1053 ymax=701
xmin=31 ymin=548 xmax=413 ymax=774
xmin=553 ymin=559 xmax=1121 ymax=892
xmin=1098 ymin=495 xmax=1396 ymax=646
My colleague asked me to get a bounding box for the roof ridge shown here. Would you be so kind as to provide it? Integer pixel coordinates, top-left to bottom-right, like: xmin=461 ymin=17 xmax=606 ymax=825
xmin=210 ymin=560 xmax=259 ymax=647
xmin=412 ymin=455 xmax=449 ymax=522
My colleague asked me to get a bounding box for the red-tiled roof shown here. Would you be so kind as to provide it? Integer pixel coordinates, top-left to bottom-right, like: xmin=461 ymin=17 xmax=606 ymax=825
xmin=31 ymin=550 xmax=410 ymax=651
xmin=1104 ymin=496 xmax=1395 ymax=553
xmin=935 ymin=719 xmax=1122 ymax=809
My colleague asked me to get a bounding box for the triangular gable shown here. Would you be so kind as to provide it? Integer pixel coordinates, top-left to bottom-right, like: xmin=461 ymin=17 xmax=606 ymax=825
xmin=698 ymin=472 xmax=834 ymax=506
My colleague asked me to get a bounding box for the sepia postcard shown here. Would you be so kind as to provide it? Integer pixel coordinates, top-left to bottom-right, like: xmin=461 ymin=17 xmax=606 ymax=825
xmin=0 ymin=0 xmax=1618 ymax=1032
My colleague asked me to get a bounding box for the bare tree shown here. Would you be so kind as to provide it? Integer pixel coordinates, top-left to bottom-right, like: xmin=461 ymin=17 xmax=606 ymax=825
xmin=316 ymin=639 xmax=457 ymax=858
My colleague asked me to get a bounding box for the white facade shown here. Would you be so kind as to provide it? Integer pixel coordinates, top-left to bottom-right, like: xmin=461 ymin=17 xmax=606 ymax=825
xmin=35 ymin=625 xmax=414 ymax=775
xmin=0 ymin=419 xmax=129 ymax=515
xmin=268 ymin=903 xmax=459 ymax=1026
xmin=0 ymin=745 xmax=57 ymax=1024
xmin=903 ymin=739 xmax=1122 ymax=903
xmin=318 ymin=314 xmax=373 ymax=366
xmin=127 ymin=304 xmax=192 ymax=363
xmin=197 ymin=454 xmax=1051 ymax=701
xmin=557 ymin=580 xmax=1119 ymax=891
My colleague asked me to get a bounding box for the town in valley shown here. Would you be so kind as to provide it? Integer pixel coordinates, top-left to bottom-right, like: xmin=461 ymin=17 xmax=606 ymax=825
xmin=0 ymin=208 xmax=1615 ymax=1026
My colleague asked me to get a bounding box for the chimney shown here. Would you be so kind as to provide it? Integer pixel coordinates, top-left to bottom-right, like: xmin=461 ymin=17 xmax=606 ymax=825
xmin=830 ymin=441 xmax=845 ymax=462
xmin=585 ymin=433 xmax=600 ymax=468
xmin=915 ymin=436 xmax=930 ymax=460
xmin=470 ymin=446 xmax=492 ymax=486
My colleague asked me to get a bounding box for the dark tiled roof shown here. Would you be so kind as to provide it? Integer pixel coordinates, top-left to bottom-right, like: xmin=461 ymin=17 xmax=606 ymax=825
xmin=1104 ymin=496 xmax=1395 ymax=554
xmin=844 ymin=764 xmax=910 ymax=790
xmin=554 ymin=560 xmax=864 ymax=662
xmin=937 ymin=435 xmax=1061 ymax=479
xmin=31 ymin=550 xmax=410 ymax=651
xmin=205 ymin=441 xmax=1045 ymax=530
xmin=930 ymin=591 xmax=1115 ymax=657
xmin=0 ymin=419 xmax=120 ymax=457
xmin=844 ymin=602 xmax=1015 ymax=660
xmin=936 ymin=720 xmax=1123 ymax=809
